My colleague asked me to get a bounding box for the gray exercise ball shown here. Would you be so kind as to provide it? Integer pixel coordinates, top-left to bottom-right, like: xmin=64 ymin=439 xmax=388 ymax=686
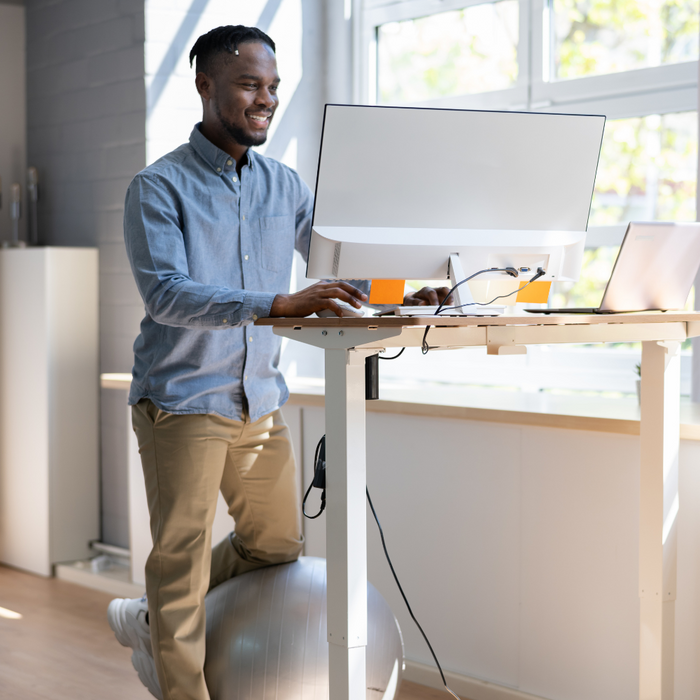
xmin=204 ymin=556 xmax=404 ymax=700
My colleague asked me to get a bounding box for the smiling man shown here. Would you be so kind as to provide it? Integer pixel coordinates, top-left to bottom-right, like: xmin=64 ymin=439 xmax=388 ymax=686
xmin=107 ymin=25 xmax=369 ymax=700
xmin=107 ymin=24 xmax=445 ymax=700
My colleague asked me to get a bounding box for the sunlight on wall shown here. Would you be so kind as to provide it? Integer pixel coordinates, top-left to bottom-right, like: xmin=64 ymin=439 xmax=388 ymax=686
xmin=281 ymin=136 xmax=298 ymax=170
xmin=261 ymin=0 xmax=303 ymax=158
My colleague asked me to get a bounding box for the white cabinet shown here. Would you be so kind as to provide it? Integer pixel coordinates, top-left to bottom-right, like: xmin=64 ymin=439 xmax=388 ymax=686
xmin=0 ymin=247 xmax=99 ymax=576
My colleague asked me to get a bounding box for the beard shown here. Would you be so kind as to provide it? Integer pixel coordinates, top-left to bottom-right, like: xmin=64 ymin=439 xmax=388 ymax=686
xmin=215 ymin=102 xmax=270 ymax=148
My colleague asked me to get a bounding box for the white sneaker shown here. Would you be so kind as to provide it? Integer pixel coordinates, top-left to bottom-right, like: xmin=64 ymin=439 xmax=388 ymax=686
xmin=108 ymin=596 xmax=163 ymax=700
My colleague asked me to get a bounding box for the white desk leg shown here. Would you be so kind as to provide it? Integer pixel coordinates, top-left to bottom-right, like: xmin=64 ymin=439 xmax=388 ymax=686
xmin=639 ymin=340 xmax=680 ymax=700
xmin=325 ymin=348 xmax=368 ymax=700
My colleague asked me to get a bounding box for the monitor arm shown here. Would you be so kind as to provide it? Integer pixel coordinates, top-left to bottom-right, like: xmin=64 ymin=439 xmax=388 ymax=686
xmin=448 ymin=253 xmax=474 ymax=314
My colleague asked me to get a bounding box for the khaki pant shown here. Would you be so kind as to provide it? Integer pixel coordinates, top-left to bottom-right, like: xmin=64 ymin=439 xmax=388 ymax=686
xmin=132 ymin=399 xmax=304 ymax=700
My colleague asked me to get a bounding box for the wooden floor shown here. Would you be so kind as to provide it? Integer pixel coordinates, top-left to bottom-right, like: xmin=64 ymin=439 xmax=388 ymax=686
xmin=0 ymin=565 xmax=454 ymax=700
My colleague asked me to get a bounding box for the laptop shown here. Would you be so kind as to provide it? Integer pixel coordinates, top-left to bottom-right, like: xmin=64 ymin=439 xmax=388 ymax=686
xmin=526 ymin=221 xmax=700 ymax=314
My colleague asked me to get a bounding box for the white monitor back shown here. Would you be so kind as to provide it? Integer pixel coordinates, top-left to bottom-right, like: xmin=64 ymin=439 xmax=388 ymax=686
xmin=307 ymin=105 xmax=605 ymax=282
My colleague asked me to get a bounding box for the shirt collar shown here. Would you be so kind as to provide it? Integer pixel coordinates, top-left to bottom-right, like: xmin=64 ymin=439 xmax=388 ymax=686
xmin=189 ymin=123 xmax=255 ymax=173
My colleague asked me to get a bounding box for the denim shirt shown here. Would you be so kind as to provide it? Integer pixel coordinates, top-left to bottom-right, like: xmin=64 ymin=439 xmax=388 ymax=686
xmin=124 ymin=124 xmax=314 ymax=421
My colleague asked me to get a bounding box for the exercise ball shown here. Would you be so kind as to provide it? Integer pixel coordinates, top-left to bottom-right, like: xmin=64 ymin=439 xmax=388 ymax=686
xmin=204 ymin=556 xmax=404 ymax=700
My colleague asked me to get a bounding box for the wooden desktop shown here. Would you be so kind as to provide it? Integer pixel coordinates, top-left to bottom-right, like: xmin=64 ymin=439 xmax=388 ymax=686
xmin=258 ymin=311 xmax=698 ymax=700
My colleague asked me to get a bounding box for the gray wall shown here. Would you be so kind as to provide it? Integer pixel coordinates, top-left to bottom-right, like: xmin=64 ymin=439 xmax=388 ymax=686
xmin=0 ymin=3 xmax=27 ymax=244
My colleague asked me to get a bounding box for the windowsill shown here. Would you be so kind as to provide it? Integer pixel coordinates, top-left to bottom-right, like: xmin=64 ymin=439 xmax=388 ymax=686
xmin=284 ymin=378 xmax=700 ymax=440
xmin=100 ymin=373 xmax=700 ymax=440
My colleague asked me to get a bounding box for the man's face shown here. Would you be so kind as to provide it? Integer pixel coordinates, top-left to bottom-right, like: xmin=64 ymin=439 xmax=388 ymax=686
xmin=208 ymin=41 xmax=280 ymax=148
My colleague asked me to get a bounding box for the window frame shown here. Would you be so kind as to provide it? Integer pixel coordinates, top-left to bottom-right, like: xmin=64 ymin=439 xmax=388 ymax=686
xmin=361 ymin=0 xmax=697 ymax=121
xmin=349 ymin=0 xmax=699 ymax=397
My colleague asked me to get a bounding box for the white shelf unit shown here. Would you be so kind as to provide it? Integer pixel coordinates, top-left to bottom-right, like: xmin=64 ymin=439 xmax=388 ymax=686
xmin=0 ymin=247 xmax=99 ymax=576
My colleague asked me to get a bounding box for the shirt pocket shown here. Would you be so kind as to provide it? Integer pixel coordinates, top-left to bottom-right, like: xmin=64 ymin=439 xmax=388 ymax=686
xmin=258 ymin=215 xmax=295 ymax=272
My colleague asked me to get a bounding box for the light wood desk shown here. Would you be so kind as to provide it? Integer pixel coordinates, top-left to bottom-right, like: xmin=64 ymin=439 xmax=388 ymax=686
xmin=258 ymin=311 xmax=700 ymax=700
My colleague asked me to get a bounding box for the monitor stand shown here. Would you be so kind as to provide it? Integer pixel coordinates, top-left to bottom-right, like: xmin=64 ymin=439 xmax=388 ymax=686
xmin=392 ymin=253 xmax=506 ymax=317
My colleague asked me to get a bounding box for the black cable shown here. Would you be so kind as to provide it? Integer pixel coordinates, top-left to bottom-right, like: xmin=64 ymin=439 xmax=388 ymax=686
xmin=367 ymin=487 xmax=461 ymax=700
xmin=302 ymin=437 xmax=326 ymax=519
xmin=378 ymin=347 xmax=405 ymax=361
xmin=302 ymin=480 xmax=325 ymax=519
xmin=422 ymin=266 xmax=511 ymax=354
xmin=434 ymin=266 xmax=517 ymax=317
xmin=421 ymin=326 xmax=432 ymax=355
xmin=433 ymin=266 xmax=518 ymax=315
xmin=437 ymin=267 xmax=546 ymax=314
xmin=422 ymin=268 xmax=546 ymax=353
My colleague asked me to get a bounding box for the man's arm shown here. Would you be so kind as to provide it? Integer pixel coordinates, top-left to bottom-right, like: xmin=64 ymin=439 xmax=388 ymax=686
xmin=126 ymin=173 xmax=367 ymax=324
xmin=289 ymin=174 xmax=447 ymax=312
xmin=270 ymin=281 xmax=367 ymax=317
xmin=283 ymin=175 xmax=368 ymax=315
xmin=125 ymin=174 xmax=274 ymax=328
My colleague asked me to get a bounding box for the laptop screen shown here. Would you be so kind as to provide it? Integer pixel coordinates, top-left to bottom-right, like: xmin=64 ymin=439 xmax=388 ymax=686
xmin=599 ymin=222 xmax=700 ymax=312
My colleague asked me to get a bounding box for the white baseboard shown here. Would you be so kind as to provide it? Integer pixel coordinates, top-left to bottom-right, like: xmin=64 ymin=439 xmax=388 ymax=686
xmin=55 ymin=560 xmax=145 ymax=598
xmin=403 ymin=660 xmax=550 ymax=700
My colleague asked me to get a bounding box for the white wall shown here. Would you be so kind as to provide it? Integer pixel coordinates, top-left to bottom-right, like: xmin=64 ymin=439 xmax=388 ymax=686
xmin=0 ymin=3 xmax=27 ymax=244
xmin=298 ymin=404 xmax=700 ymax=700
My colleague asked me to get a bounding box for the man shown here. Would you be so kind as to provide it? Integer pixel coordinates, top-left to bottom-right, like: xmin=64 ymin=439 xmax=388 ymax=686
xmin=108 ymin=24 xmax=447 ymax=700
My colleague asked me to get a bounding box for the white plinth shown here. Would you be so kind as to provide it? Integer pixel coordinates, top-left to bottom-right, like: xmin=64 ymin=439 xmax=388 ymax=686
xmin=0 ymin=247 xmax=99 ymax=576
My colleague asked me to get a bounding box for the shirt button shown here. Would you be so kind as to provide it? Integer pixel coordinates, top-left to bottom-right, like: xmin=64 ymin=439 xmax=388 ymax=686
xmin=227 ymin=159 xmax=233 ymax=166
xmin=244 ymin=375 xmax=248 ymax=381
xmin=222 ymin=318 xmax=228 ymax=324
xmin=242 ymin=215 xmax=246 ymax=221
xmin=248 ymin=336 xmax=253 ymax=342
xmin=252 ymin=314 xmax=258 ymax=321
xmin=216 ymin=167 xmax=222 ymax=172
xmin=244 ymin=254 xmax=249 ymax=260
xmin=232 ymin=177 xmax=238 ymax=182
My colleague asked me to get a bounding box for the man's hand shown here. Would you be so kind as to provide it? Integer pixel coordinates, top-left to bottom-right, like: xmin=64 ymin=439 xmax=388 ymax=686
xmin=270 ymin=281 xmax=368 ymax=318
xmin=402 ymin=286 xmax=453 ymax=306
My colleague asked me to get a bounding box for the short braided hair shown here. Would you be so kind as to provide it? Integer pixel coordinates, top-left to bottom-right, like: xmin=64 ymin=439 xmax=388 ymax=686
xmin=189 ymin=25 xmax=276 ymax=75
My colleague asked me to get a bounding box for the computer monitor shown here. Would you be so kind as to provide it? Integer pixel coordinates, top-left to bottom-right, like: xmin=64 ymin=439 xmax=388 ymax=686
xmin=306 ymin=105 xmax=605 ymax=306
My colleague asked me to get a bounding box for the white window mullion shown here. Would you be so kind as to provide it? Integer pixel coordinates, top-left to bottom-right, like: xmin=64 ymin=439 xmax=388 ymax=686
xmin=585 ymin=225 xmax=628 ymax=248
xmin=403 ymin=85 xmax=528 ymax=110
xmin=359 ymin=1 xmax=378 ymax=103
xmin=533 ymin=62 xmax=698 ymax=111
xmin=533 ymin=86 xmax=697 ymax=120
xmin=365 ymin=0 xmax=499 ymax=26
xmin=528 ymin=0 xmax=547 ymax=109
xmin=352 ymin=0 xmax=364 ymax=104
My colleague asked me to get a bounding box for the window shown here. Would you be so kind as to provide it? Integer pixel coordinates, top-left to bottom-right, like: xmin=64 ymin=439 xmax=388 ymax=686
xmin=591 ymin=111 xmax=697 ymax=226
xmin=551 ymin=0 xmax=699 ymax=80
xmin=553 ymin=110 xmax=698 ymax=309
xmin=351 ymin=0 xmax=699 ymax=397
xmin=377 ymin=1 xmax=519 ymax=104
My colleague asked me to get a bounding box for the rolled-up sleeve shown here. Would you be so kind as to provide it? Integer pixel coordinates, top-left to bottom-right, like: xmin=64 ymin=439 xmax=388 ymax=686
xmin=124 ymin=173 xmax=275 ymax=328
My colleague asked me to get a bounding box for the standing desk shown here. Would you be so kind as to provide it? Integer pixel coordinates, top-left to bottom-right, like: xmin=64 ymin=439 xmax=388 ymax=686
xmin=258 ymin=311 xmax=700 ymax=700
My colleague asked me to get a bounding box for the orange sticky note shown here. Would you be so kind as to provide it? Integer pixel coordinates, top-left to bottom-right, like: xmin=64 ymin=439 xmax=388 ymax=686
xmin=369 ymin=279 xmax=405 ymax=304
xmin=516 ymin=280 xmax=552 ymax=303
